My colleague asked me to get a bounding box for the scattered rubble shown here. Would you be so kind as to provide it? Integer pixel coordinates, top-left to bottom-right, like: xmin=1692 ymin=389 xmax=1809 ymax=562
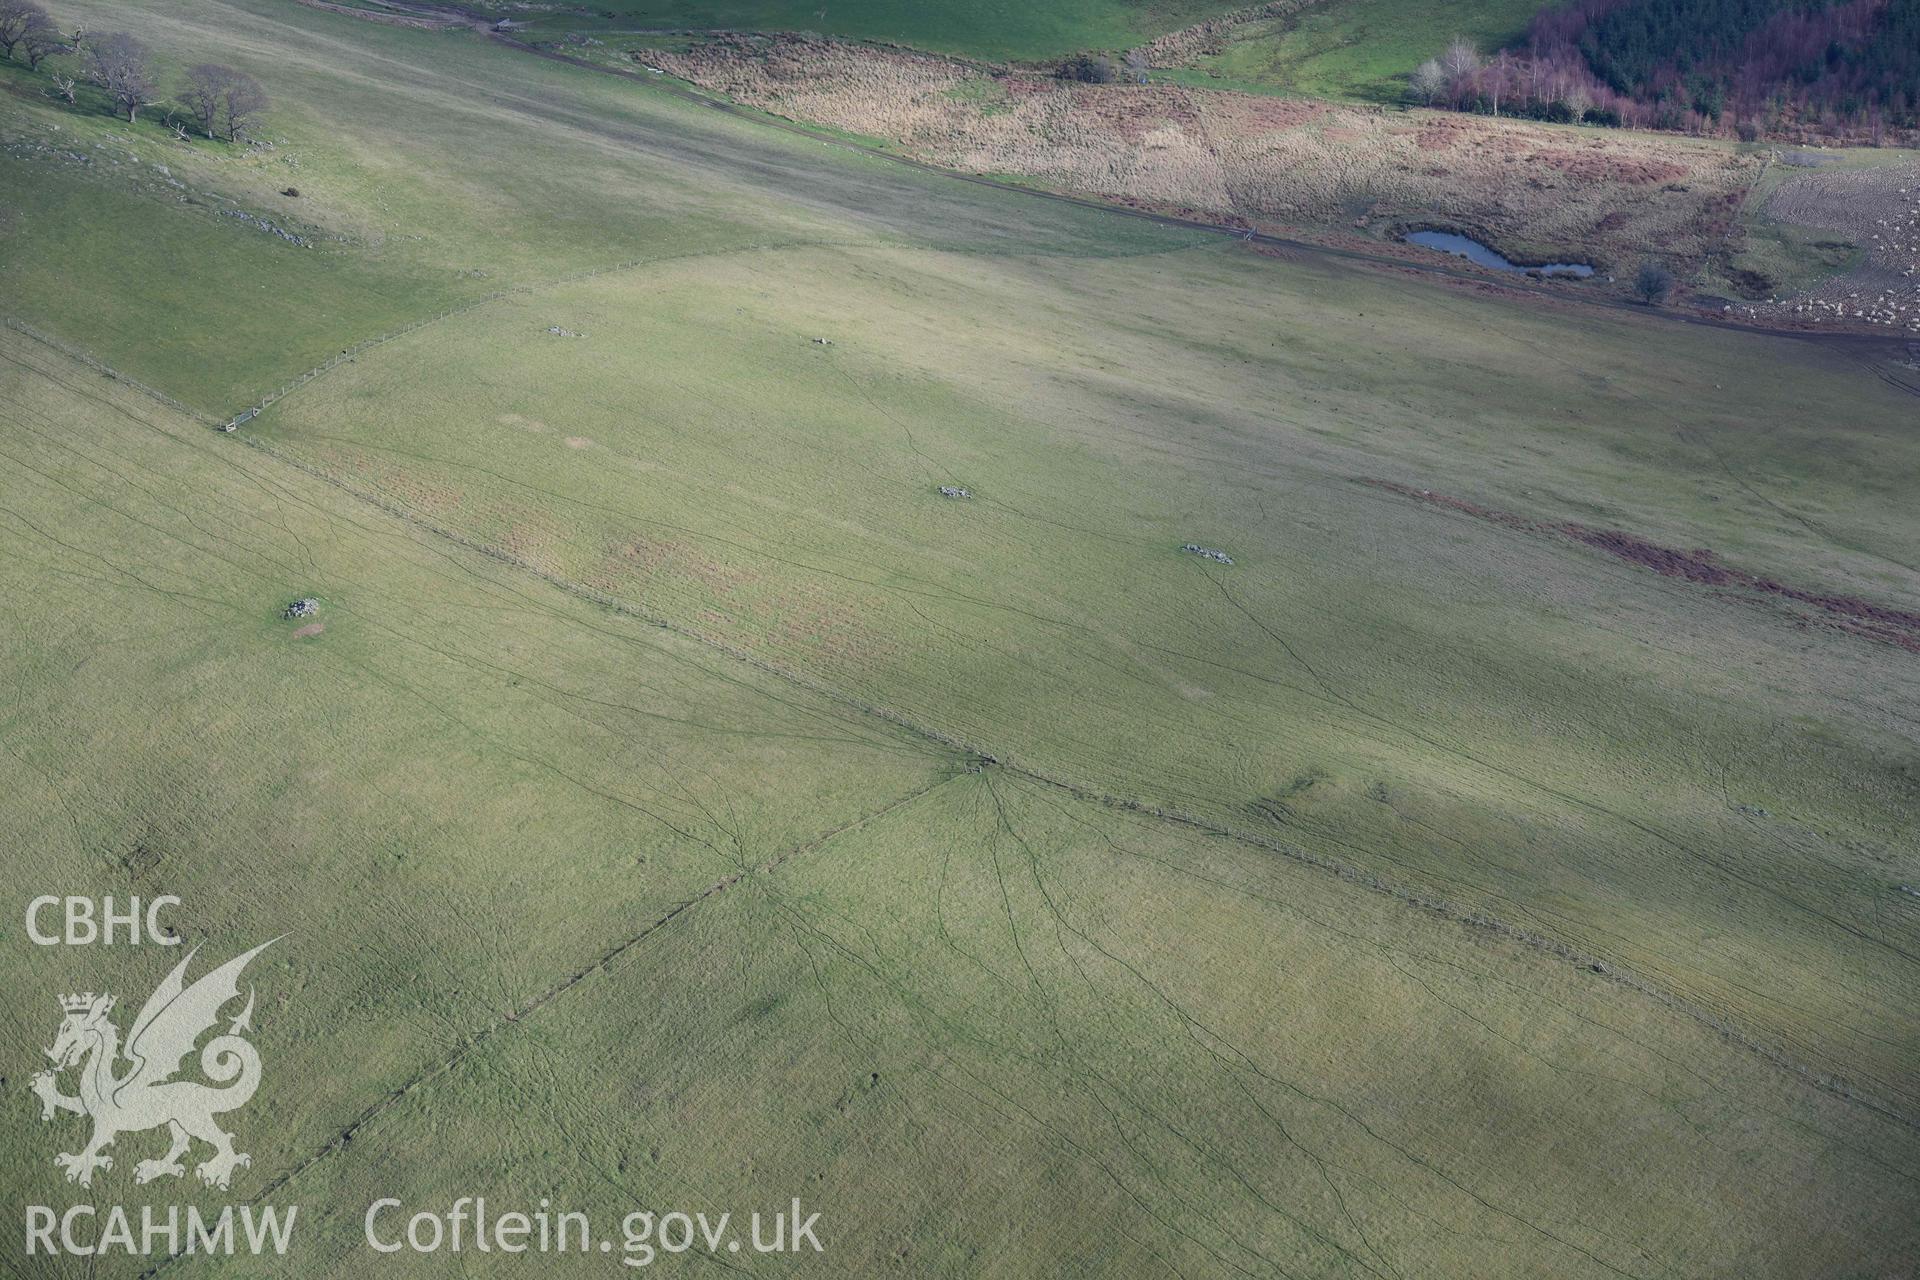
xmin=938 ymin=485 xmax=972 ymax=499
xmin=1182 ymin=543 xmax=1234 ymax=565
xmin=219 ymin=207 xmax=311 ymax=246
xmin=812 ymin=337 xmax=834 ymax=345
xmin=1 ymin=132 xmax=357 ymax=245
xmin=545 ymin=326 xmax=584 ymax=337
xmin=282 ymin=598 xmax=320 ymax=620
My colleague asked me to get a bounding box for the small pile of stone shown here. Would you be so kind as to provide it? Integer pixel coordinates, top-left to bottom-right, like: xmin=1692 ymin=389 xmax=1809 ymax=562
xmin=939 ymin=485 xmax=972 ymax=499
xmin=220 ymin=207 xmax=310 ymax=247
xmin=283 ymin=598 xmax=319 ymax=620
xmin=1182 ymin=543 xmax=1233 ymax=565
xmin=546 ymin=326 xmax=583 ymax=337
xmin=812 ymin=337 xmax=834 ymax=346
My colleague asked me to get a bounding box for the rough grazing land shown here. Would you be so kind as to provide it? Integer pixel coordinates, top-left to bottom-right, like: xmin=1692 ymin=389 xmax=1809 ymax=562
xmin=2 ymin=1 xmax=1918 ymax=1276
xmin=2 ymin=341 xmax=1916 ymax=1277
xmin=649 ymin=34 xmax=1760 ymax=270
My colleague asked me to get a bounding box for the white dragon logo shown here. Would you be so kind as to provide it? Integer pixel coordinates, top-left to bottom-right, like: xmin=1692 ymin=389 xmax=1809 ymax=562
xmin=29 ymin=941 xmax=273 ymax=1191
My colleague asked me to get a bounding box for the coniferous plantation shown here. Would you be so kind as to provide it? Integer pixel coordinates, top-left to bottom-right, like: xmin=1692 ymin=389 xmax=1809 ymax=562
xmin=1412 ymin=0 xmax=1920 ymax=137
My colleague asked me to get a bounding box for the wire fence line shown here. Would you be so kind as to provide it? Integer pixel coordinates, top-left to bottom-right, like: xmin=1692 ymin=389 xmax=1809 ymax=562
xmin=2 ymin=317 xmax=221 ymax=426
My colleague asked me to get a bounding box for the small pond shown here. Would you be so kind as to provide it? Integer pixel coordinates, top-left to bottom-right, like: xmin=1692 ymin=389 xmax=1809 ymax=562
xmin=1403 ymin=230 xmax=1594 ymax=278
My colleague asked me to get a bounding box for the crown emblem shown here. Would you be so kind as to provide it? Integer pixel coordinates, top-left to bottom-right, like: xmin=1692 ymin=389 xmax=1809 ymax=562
xmin=60 ymin=993 xmax=107 ymax=1013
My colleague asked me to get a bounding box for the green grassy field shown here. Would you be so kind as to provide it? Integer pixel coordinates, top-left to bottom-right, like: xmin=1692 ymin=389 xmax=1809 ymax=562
xmin=473 ymin=0 xmax=1245 ymax=60
xmin=1161 ymin=0 xmax=1544 ymax=102
xmin=248 ymin=244 xmax=1920 ymax=1111
xmin=3 ymin=351 xmax=1914 ymax=1275
xmin=2 ymin=0 xmax=1918 ymax=1275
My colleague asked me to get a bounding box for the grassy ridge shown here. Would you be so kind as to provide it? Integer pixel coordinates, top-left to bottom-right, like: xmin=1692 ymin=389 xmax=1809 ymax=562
xmin=0 ymin=2 xmax=1198 ymax=412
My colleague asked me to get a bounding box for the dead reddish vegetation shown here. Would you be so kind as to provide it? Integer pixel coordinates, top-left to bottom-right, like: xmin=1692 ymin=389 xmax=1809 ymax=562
xmin=1064 ymin=85 xmax=1203 ymax=142
xmin=1533 ymin=150 xmax=1688 ymax=184
xmin=1230 ymin=96 xmax=1333 ymax=130
xmin=1561 ymin=527 xmax=1741 ymax=584
xmin=1365 ymin=479 xmax=1920 ymax=652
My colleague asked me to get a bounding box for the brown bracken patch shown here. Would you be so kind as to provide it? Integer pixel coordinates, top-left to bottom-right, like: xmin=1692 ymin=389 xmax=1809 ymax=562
xmin=1534 ymin=150 xmax=1687 ymax=184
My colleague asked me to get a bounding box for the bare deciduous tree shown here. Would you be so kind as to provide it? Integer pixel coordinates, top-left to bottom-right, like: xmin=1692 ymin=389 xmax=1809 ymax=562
xmin=85 ymin=31 xmax=156 ymax=123
xmin=1440 ymin=36 xmax=1481 ymax=84
xmin=181 ymin=63 xmax=229 ymax=137
xmin=1485 ymin=49 xmax=1521 ymax=117
xmin=0 ymin=0 xmax=50 ymax=59
xmin=218 ymin=68 xmax=266 ymax=140
xmin=183 ymin=63 xmax=268 ymax=140
xmin=20 ymin=6 xmax=58 ymax=69
xmin=1409 ymin=57 xmax=1447 ymax=104
xmin=47 ymin=69 xmax=76 ymax=103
